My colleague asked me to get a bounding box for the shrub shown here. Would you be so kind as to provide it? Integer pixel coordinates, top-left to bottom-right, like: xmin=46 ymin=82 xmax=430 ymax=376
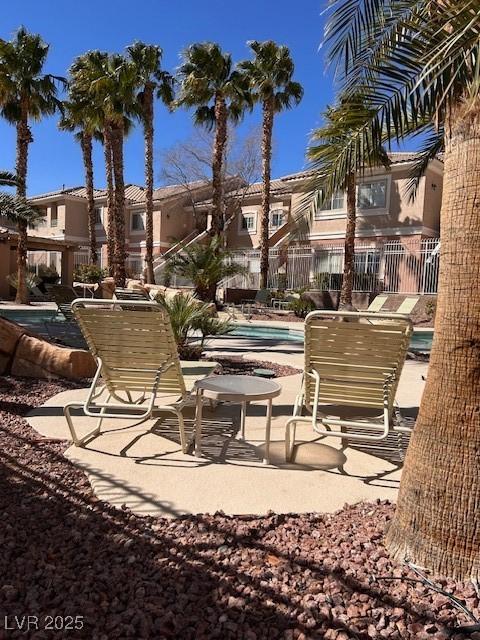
xmin=7 ymin=271 xmax=41 ymax=291
xmin=37 ymin=263 xmax=59 ymax=281
xmin=73 ymin=264 xmax=107 ymax=284
xmin=277 ymin=273 xmax=288 ymax=291
xmin=156 ymin=292 xmax=232 ymax=359
xmin=288 ymin=296 xmax=316 ymax=318
xmin=165 ymin=236 xmax=248 ymax=302
xmin=425 ymin=300 xmax=437 ymax=319
xmin=312 ymin=272 xmax=330 ymax=289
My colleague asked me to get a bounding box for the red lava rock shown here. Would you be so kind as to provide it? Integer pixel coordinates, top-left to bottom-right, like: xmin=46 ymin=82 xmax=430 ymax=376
xmin=0 ymin=375 xmax=478 ymax=640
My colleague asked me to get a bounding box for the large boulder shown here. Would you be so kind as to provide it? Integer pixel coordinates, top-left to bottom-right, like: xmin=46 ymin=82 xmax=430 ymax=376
xmin=0 ymin=317 xmax=27 ymax=374
xmin=11 ymin=335 xmax=96 ymax=381
xmin=0 ymin=315 xmax=96 ymax=380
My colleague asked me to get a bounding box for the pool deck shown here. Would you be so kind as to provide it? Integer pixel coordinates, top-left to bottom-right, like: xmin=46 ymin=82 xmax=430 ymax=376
xmin=25 ymin=323 xmax=428 ymax=518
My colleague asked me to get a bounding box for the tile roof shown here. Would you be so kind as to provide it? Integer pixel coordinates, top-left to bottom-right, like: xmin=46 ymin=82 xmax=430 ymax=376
xmin=31 ymin=180 xmax=209 ymax=204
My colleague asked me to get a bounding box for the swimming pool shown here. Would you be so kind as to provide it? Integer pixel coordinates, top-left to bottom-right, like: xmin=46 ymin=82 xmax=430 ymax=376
xmin=230 ymin=323 xmax=434 ymax=352
xmin=0 ymin=309 xmax=57 ymax=325
xmin=0 ymin=309 xmax=434 ymax=353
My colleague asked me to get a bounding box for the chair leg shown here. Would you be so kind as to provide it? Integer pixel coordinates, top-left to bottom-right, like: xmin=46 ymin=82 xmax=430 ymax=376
xmin=64 ymin=402 xmax=102 ymax=447
xmin=174 ymin=408 xmax=187 ymax=454
xmin=285 ymin=419 xmax=297 ymax=462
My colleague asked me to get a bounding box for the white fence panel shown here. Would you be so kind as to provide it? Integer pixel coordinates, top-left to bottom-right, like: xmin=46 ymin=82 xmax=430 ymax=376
xmin=222 ymin=238 xmax=439 ymax=294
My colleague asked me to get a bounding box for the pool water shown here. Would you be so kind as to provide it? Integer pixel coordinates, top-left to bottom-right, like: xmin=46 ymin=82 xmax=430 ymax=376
xmin=0 ymin=309 xmax=57 ymax=324
xmin=230 ymin=323 xmax=434 ymax=353
xmin=0 ymin=310 xmax=434 ymax=353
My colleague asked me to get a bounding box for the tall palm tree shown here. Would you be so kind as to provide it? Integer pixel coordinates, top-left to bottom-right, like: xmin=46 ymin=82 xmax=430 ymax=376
xmin=238 ymin=41 xmax=303 ymax=289
xmin=176 ymin=42 xmax=250 ymax=238
xmin=307 ymin=100 xmax=388 ymax=308
xmin=59 ymin=92 xmax=102 ymax=264
xmin=127 ymin=42 xmax=175 ymax=284
xmin=322 ymin=1 xmax=480 ymax=581
xmin=72 ymin=51 xmax=136 ymax=286
xmin=0 ymin=27 xmax=64 ymax=304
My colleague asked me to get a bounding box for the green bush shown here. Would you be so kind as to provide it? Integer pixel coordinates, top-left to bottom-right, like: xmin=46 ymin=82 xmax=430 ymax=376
xmin=73 ymin=264 xmax=107 ymax=284
xmin=277 ymin=273 xmax=288 ymax=291
xmin=288 ymin=296 xmax=316 ymax=318
xmin=425 ymin=300 xmax=437 ymax=318
xmin=156 ymin=292 xmax=232 ymax=359
xmin=37 ymin=263 xmax=59 ymax=280
xmin=312 ymin=272 xmax=330 ymax=289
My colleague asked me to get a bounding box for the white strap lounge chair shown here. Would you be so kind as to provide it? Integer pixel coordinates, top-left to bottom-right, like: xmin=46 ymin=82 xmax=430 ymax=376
xmin=63 ymin=299 xmax=216 ymax=449
xmin=394 ymin=296 xmax=419 ymax=314
xmin=285 ymin=310 xmax=413 ymax=461
xmin=366 ymin=294 xmax=388 ymax=312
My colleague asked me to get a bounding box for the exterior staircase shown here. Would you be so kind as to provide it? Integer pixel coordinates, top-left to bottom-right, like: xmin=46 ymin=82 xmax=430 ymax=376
xmin=153 ymin=228 xmax=208 ymax=283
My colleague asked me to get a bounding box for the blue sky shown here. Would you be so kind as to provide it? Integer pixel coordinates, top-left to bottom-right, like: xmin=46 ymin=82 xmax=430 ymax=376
xmin=1 ymin=0 xmax=336 ymax=195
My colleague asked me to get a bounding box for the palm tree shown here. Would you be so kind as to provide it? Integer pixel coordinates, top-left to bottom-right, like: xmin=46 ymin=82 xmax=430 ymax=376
xmin=322 ymin=1 xmax=480 ymax=580
xmin=59 ymin=91 xmax=102 ymax=264
xmin=71 ymin=51 xmax=136 ymax=286
xmin=238 ymin=41 xmax=303 ymax=289
xmin=165 ymin=236 xmax=247 ymax=302
xmin=0 ymin=171 xmax=45 ymax=284
xmin=307 ymin=100 xmax=388 ymax=308
xmin=127 ymin=42 xmax=175 ymax=284
xmin=0 ymin=27 xmax=64 ymax=303
xmin=176 ymin=43 xmax=250 ymax=238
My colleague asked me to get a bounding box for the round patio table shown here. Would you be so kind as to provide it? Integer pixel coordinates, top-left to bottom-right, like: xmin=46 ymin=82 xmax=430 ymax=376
xmin=194 ymin=375 xmax=282 ymax=464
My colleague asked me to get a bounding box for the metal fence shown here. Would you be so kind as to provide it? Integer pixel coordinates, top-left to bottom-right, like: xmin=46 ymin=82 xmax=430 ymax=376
xmin=27 ymin=250 xmax=62 ymax=275
xmin=72 ymin=252 xmax=144 ymax=280
xmin=224 ymin=238 xmax=440 ymax=294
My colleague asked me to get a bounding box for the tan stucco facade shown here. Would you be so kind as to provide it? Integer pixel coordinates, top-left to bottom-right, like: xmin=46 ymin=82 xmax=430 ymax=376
xmin=226 ymin=158 xmax=443 ymax=250
xmin=24 ymin=157 xmax=443 ymax=275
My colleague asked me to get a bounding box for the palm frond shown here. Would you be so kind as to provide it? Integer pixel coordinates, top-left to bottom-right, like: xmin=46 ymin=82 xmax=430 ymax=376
xmin=405 ymin=127 xmax=444 ymax=201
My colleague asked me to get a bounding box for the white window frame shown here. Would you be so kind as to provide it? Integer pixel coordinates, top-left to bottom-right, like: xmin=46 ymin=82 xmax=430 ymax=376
xmin=131 ymin=210 xmax=146 ymax=233
xmin=94 ymin=206 xmax=103 ymax=226
xmin=269 ymin=208 xmax=286 ymax=229
xmin=356 ymin=175 xmax=391 ymax=214
xmin=239 ymin=209 xmax=257 ymax=234
xmin=314 ymin=189 xmax=347 ymax=219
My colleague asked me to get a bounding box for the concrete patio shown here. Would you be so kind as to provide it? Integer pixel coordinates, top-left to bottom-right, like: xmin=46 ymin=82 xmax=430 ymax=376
xmin=26 ymin=329 xmax=427 ymax=518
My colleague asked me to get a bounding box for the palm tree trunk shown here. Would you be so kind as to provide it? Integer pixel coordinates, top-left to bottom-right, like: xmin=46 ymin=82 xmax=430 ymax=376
xmin=210 ymin=93 xmax=227 ymax=238
xmin=385 ymin=103 xmax=480 ymax=579
xmin=14 ymin=113 xmax=32 ymax=305
xmin=260 ymin=97 xmax=274 ymax=290
xmin=339 ymin=173 xmax=356 ymax=309
xmin=143 ymin=84 xmax=155 ymax=284
xmin=111 ymin=122 xmax=127 ymax=287
xmin=81 ymin=131 xmax=97 ymax=264
xmin=104 ymin=125 xmax=115 ymax=276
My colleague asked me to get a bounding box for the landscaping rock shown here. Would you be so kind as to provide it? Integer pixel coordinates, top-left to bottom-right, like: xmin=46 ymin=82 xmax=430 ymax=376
xmin=11 ymin=334 xmax=96 ymax=380
xmin=0 ymin=316 xmax=26 ymax=374
xmin=0 ymin=377 xmax=477 ymax=640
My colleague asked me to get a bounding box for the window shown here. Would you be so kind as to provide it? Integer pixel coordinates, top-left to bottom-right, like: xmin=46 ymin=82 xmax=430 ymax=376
xmin=131 ymin=212 xmax=145 ymax=231
xmin=50 ymin=205 xmax=58 ymax=228
xmin=270 ymin=209 xmax=285 ymax=228
xmin=36 ymin=208 xmax=47 ymax=226
xmin=317 ymin=189 xmax=345 ymax=213
xmin=94 ymin=207 xmax=103 ymax=225
xmin=50 ymin=204 xmax=58 ymax=227
xmin=241 ymin=212 xmax=256 ymax=232
xmin=357 ymin=180 xmax=387 ymax=209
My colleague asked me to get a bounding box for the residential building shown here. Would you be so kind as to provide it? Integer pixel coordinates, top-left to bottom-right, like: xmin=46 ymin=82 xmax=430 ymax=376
xmin=19 ymin=152 xmax=442 ymax=292
xmin=217 ymin=152 xmax=443 ymax=249
xmin=27 ymin=181 xmax=215 ymax=276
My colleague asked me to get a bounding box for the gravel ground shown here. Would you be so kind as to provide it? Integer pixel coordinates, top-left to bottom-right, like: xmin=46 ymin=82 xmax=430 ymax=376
xmin=206 ymin=356 xmax=301 ymax=378
xmin=0 ymin=376 xmax=478 ymax=640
